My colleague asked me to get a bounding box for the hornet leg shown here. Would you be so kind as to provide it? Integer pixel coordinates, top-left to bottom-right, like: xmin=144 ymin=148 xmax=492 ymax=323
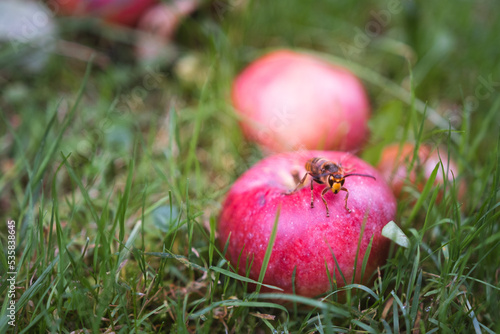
xmin=341 ymin=187 xmax=351 ymax=213
xmin=310 ymin=179 xmax=315 ymax=208
xmin=288 ymin=172 xmax=309 ymax=194
xmin=321 ymin=187 xmax=330 ymax=217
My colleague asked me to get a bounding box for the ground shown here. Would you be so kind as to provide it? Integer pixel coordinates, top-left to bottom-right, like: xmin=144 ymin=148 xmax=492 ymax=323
xmin=0 ymin=0 xmax=499 ymax=333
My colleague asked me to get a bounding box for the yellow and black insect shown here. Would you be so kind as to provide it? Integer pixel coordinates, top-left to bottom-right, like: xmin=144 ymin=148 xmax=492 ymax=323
xmin=288 ymin=157 xmax=375 ymax=216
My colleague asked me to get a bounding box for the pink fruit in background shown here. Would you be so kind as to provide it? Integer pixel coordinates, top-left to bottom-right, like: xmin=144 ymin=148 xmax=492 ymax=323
xmin=135 ymin=0 xmax=199 ymax=62
xmin=218 ymin=150 xmax=395 ymax=298
xmin=232 ymin=50 xmax=371 ymax=153
xmin=51 ymin=0 xmax=157 ymax=26
xmin=377 ymin=143 xmax=464 ymax=200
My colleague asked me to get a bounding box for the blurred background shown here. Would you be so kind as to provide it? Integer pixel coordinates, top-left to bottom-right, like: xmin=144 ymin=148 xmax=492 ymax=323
xmin=2 ymin=0 xmax=499 ymax=213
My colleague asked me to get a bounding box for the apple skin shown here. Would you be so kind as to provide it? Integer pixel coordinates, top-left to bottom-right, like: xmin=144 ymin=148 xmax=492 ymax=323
xmin=218 ymin=151 xmax=396 ymax=298
xmin=51 ymin=0 xmax=157 ymax=26
xmin=377 ymin=143 xmax=464 ymax=200
xmin=231 ymin=50 xmax=371 ymax=153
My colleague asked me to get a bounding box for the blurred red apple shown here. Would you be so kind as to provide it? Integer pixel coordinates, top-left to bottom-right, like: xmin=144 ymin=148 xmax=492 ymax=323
xmin=218 ymin=150 xmax=395 ymax=298
xmin=135 ymin=0 xmax=199 ymax=62
xmin=232 ymin=50 xmax=371 ymax=153
xmin=50 ymin=0 xmax=157 ymax=26
xmin=377 ymin=143 xmax=463 ymax=199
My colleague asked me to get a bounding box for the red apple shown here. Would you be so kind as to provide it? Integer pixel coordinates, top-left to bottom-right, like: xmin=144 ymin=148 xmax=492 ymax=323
xmin=135 ymin=0 xmax=199 ymax=62
xmin=50 ymin=0 xmax=157 ymax=26
xmin=377 ymin=143 xmax=463 ymax=200
xmin=231 ymin=50 xmax=371 ymax=153
xmin=218 ymin=150 xmax=396 ymax=298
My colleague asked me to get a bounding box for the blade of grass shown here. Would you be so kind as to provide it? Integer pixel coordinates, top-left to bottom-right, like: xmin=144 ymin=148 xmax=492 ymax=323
xmin=342 ymin=284 xmax=380 ymax=301
xmin=61 ymin=152 xmax=100 ymax=223
xmin=325 ymin=239 xmax=347 ymax=287
xmin=406 ymin=246 xmax=420 ymax=310
xmin=34 ymin=57 xmax=94 ymax=188
xmin=392 ymin=292 xmax=400 ymax=334
xmin=391 ymin=291 xmax=410 ymax=332
xmin=117 ymin=155 xmax=135 ymax=254
xmin=190 ymin=299 xmax=288 ymax=319
xmin=351 ymin=212 xmax=368 ymax=285
xmin=408 ymin=106 xmax=427 ymax=173
xmin=407 ymin=162 xmax=440 ymax=225
xmin=410 ymin=270 xmax=423 ymax=328
xmin=315 ymin=313 xmax=325 ymax=334
xmin=116 ymin=220 xmax=143 ymax=282
xmin=208 ymin=216 xmax=217 ymax=267
xmin=146 ymin=251 xmax=207 ymax=273
xmin=351 ymin=319 xmax=378 ymax=334
xmin=360 ymin=234 xmax=374 ymax=284
xmin=382 ymin=319 xmax=393 ymax=334
xmin=184 ymin=63 xmax=214 ymax=186
xmin=255 ymin=206 xmax=281 ymax=295
xmin=209 ymin=266 xmax=283 ymax=291
xmin=257 ymin=293 xmax=350 ymax=317
xmin=260 ymin=317 xmax=276 ymax=332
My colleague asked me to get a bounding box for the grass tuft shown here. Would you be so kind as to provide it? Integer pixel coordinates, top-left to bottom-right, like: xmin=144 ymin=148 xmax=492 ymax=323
xmin=1 ymin=1 xmax=499 ymax=332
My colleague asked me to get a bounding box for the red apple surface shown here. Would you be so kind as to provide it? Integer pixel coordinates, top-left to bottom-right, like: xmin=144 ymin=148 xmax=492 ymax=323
xmin=377 ymin=143 xmax=463 ymax=199
xmin=218 ymin=150 xmax=396 ymax=298
xmin=50 ymin=0 xmax=157 ymax=26
xmin=231 ymin=50 xmax=371 ymax=153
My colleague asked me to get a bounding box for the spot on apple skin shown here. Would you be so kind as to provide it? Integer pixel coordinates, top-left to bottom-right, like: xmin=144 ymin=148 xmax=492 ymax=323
xmin=258 ymin=194 xmax=266 ymax=207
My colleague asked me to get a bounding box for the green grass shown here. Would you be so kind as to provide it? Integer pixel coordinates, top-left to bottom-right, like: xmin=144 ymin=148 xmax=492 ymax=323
xmin=1 ymin=0 xmax=500 ymax=332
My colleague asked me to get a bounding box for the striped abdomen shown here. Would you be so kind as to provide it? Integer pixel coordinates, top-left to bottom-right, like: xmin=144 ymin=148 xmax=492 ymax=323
xmin=305 ymin=157 xmax=328 ymax=176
